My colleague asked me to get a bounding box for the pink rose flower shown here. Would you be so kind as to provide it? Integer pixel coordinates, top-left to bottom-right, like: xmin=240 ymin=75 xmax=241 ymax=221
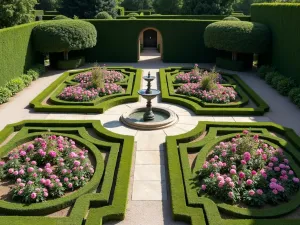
xmin=256 ymin=189 xmax=263 ymax=195
xmin=248 ymin=190 xmax=255 ymax=196
xmin=201 ymin=184 xmax=206 ymax=190
xmin=239 ymin=172 xmax=245 ymax=179
xmin=246 ymin=179 xmax=253 ymax=186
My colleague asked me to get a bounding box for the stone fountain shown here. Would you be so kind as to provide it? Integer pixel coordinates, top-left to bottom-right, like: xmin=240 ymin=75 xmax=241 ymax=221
xmin=120 ymin=71 xmax=178 ymax=130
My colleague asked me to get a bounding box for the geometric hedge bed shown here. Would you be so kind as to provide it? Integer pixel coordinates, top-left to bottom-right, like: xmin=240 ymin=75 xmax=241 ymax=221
xmin=160 ymin=67 xmax=269 ymax=115
xmin=0 ymin=120 xmax=134 ymax=225
xmin=166 ymin=121 xmax=300 ymax=225
xmin=30 ymin=67 xmax=142 ymax=113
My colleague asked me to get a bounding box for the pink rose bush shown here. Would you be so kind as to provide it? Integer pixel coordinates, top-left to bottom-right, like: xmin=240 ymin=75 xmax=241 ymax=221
xmin=58 ymin=66 xmax=124 ymax=102
xmin=175 ymin=65 xmax=237 ymax=104
xmin=198 ymin=131 xmax=300 ymax=206
xmin=0 ymin=134 xmax=94 ymax=203
xmin=176 ymin=83 xmax=237 ymax=104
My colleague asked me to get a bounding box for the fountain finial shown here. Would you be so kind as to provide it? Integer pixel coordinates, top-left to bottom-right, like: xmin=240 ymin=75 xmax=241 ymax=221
xmin=148 ymin=71 xmax=151 ymax=78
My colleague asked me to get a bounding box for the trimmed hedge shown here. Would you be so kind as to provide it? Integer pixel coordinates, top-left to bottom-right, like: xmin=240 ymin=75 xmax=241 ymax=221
xmin=95 ymin=11 xmax=113 ymax=19
xmin=0 ymin=22 xmax=41 ymax=87
xmin=223 ymin=16 xmax=240 ymax=21
xmin=116 ymin=15 xmax=251 ymax=20
xmin=56 ymin=57 xmax=85 ymax=70
xmin=166 ymin=121 xmax=300 ymax=225
xmin=160 ymin=67 xmax=269 ymax=115
xmin=0 ymin=120 xmax=134 ymax=224
xmin=83 ymin=19 xmax=217 ymax=63
xmin=52 ymin=15 xmax=70 ymax=20
xmin=30 ymin=67 xmax=142 ymax=113
xmin=204 ymin=21 xmax=271 ymax=54
xmin=216 ymin=57 xmax=245 ymax=71
xmin=251 ymin=3 xmax=300 ymax=85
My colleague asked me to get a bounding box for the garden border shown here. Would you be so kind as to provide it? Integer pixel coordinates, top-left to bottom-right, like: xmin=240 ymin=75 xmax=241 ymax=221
xmin=0 ymin=120 xmax=134 ymax=225
xmin=30 ymin=67 xmax=142 ymax=113
xmin=166 ymin=121 xmax=300 ymax=225
xmin=160 ymin=67 xmax=269 ymax=115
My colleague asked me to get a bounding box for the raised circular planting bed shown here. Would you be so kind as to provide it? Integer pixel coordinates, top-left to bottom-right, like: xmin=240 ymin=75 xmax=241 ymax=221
xmin=120 ymin=107 xmax=178 ymax=130
xmin=166 ymin=122 xmax=300 ymax=225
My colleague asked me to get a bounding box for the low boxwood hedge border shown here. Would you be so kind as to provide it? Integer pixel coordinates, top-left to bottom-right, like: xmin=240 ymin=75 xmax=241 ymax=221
xmin=30 ymin=67 xmax=142 ymax=113
xmin=160 ymin=67 xmax=269 ymax=115
xmin=166 ymin=121 xmax=300 ymax=225
xmin=0 ymin=120 xmax=134 ymax=225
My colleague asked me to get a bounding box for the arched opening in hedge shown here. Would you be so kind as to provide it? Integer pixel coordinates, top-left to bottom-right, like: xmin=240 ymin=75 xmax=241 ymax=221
xmin=138 ymin=27 xmax=163 ymax=60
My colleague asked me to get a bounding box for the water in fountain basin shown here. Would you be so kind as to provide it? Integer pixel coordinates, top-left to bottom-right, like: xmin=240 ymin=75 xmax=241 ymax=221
xmin=127 ymin=110 xmax=170 ymax=123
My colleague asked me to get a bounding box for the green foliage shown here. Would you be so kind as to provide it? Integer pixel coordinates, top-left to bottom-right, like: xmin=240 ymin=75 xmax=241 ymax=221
xmin=57 ymin=57 xmax=85 ymax=69
xmin=33 ymin=20 xmax=97 ymax=59
xmin=289 ymin=87 xmax=300 ymax=107
xmin=36 ymin=0 xmax=59 ymax=11
xmin=58 ymin=0 xmax=96 ymax=18
xmin=32 ymin=64 xmax=46 ymax=74
xmin=181 ymin=0 xmax=234 ymax=15
xmin=129 ymin=17 xmax=137 ymax=19
xmin=121 ymin=0 xmax=153 ymax=11
xmin=223 ymin=16 xmax=240 ymax=21
xmin=91 ymin=66 xmax=105 ymax=88
xmin=204 ymin=21 xmax=271 ymax=54
xmin=95 ymin=0 xmax=117 ymax=18
xmin=216 ymin=57 xmax=245 ymax=71
xmin=27 ymin=69 xmax=40 ymax=80
xmin=0 ymin=87 xmax=12 ymax=104
xmin=153 ymin=0 xmax=182 ymax=14
xmin=0 ymin=22 xmax=40 ymax=87
xmin=5 ymin=78 xmax=25 ymax=95
xmin=270 ymin=74 xmax=285 ymax=88
xmin=0 ymin=0 xmax=37 ymax=28
xmin=257 ymin=65 xmax=276 ymax=79
xmin=117 ymin=6 xmax=125 ymax=15
xmin=276 ymin=77 xmax=298 ymax=96
xmin=52 ymin=15 xmax=70 ymax=20
xmin=265 ymin=71 xmax=281 ymax=85
xmin=251 ymin=4 xmax=300 ymax=85
xmin=20 ymin=74 xmax=33 ymax=87
xmin=95 ymin=11 xmax=113 ymax=19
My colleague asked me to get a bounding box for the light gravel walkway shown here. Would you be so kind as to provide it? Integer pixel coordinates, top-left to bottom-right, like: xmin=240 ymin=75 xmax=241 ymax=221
xmin=0 ymin=50 xmax=300 ymax=225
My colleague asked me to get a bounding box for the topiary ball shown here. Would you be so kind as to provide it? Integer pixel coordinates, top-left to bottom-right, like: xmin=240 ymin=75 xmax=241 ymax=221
xmin=95 ymin=11 xmax=113 ymax=19
xmin=204 ymin=21 xmax=271 ymax=54
xmin=33 ymin=20 xmax=97 ymax=54
xmin=52 ymin=15 xmax=70 ymax=20
xmin=223 ymin=16 xmax=240 ymax=21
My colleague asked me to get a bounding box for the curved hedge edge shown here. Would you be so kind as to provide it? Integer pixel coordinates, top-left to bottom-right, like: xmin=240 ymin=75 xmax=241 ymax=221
xmin=0 ymin=120 xmax=134 ymax=225
xmin=30 ymin=67 xmax=142 ymax=114
xmin=159 ymin=67 xmax=269 ymax=115
xmin=166 ymin=121 xmax=300 ymax=225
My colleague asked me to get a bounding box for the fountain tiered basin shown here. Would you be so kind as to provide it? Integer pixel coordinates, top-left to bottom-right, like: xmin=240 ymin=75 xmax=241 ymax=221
xmin=120 ymin=72 xmax=178 ymax=130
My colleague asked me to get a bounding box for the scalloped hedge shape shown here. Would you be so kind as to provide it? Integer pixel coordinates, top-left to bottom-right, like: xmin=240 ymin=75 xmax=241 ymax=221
xmin=160 ymin=67 xmax=269 ymax=115
xmin=0 ymin=120 xmax=134 ymax=225
xmin=30 ymin=67 xmax=142 ymax=113
xmin=166 ymin=121 xmax=300 ymax=225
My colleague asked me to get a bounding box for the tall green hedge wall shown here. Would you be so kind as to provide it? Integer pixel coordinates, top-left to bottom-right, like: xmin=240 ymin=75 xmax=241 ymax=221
xmin=84 ymin=19 xmax=217 ymax=63
xmin=0 ymin=22 xmax=40 ymax=87
xmin=117 ymin=15 xmax=251 ymax=21
xmin=251 ymin=3 xmax=300 ymax=84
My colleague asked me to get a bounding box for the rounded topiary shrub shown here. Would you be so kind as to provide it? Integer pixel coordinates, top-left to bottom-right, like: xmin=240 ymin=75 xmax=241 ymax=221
xmin=258 ymin=65 xmax=276 ymax=79
xmin=204 ymin=21 xmax=271 ymax=54
xmin=33 ymin=20 xmax=97 ymax=61
xmin=0 ymin=87 xmax=12 ymax=104
xmin=223 ymin=16 xmax=240 ymax=21
xmin=289 ymin=88 xmax=300 ymax=107
xmin=271 ymin=74 xmax=285 ymax=89
xmin=277 ymin=78 xmax=297 ymax=96
xmin=52 ymin=15 xmax=70 ymax=20
xmin=5 ymin=78 xmax=25 ymax=95
xmin=128 ymin=13 xmax=139 ymax=16
xmin=20 ymin=75 xmax=33 ymax=87
xmin=265 ymin=72 xmax=281 ymax=85
xmin=95 ymin=11 xmax=112 ymax=19
xmin=128 ymin=17 xmax=137 ymax=20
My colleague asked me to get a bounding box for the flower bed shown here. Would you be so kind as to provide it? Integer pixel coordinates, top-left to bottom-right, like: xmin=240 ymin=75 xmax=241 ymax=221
xmin=199 ymin=130 xmax=299 ymax=206
xmin=160 ymin=67 xmax=269 ymax=115
xmin=74 ymin=70 xmax=124 ymax=83
xmin=0 ymin=134 xmax=94 ymax=203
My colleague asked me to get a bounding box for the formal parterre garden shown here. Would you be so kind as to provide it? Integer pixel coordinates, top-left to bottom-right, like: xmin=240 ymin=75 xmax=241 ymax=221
xmin=166 ymin=122 xmax=300 ymax=225
xmin=30 ymin=66 xmax=142 ymax=113
xmin=160 ymin=66 xmax=269 ymax=115
xmin=0 ymin=120 xmax=134 ymax=225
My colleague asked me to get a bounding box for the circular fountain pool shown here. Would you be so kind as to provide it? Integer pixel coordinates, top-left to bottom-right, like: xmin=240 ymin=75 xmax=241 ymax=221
xmin=120 ymin=107 xmax=178 ymax=130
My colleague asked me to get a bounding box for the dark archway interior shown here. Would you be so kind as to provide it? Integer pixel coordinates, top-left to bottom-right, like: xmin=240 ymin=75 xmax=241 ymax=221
xmin=143 ymin=29 xmax=157 ymax=48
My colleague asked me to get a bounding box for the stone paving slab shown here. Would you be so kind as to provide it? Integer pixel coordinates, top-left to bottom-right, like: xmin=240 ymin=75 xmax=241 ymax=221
xmin=132 ymin=181 xmax=167 ymax=201
xmin=233 ymin=116 xmax=272 ymax=122
xmin=135 ymin=151 xmax=164 ymax=165
xmin=213 ymin=116 xmax=235 ymax=122
xmin=134 ymin=165 xmax=166 ymax=181
xmin=135 ymin=130 xmax=166 ymax=151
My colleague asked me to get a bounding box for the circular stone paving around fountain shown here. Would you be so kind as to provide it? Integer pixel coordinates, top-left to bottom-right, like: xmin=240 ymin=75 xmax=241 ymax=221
xmin=120 ymin=107 xmax=178 ymax=130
